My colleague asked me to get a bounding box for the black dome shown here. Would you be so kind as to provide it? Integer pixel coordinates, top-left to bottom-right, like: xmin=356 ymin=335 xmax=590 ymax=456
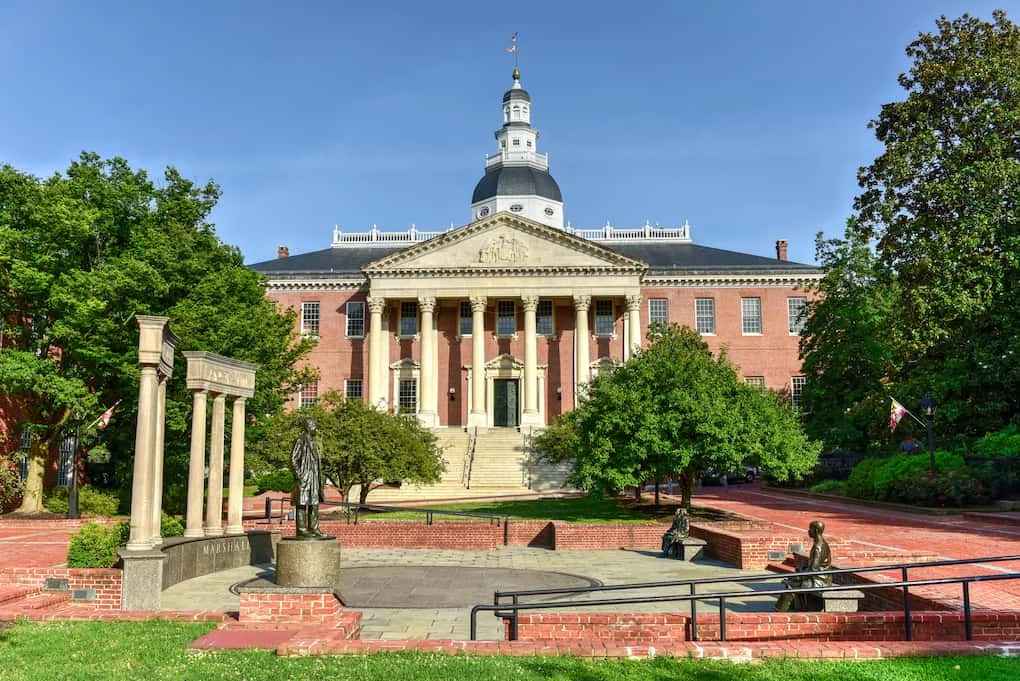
xmin=502 ymin=88 xmax=531 ymax=103
xmin=471 ymin=166 xmax=562 ymax=203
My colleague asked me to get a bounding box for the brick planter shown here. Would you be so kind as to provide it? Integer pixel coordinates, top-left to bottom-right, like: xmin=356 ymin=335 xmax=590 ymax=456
xmin=238 ymin=585 xmax=359 ymax=635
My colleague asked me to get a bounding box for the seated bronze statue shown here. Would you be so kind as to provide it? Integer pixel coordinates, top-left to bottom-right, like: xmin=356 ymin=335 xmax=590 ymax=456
xmin=660 ymin=508 xmax=690 ymax=559
xmin=775 ymin=519 xmax=832 ymax=611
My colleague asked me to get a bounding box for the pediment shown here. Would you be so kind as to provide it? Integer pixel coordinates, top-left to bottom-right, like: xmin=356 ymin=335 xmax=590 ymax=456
xmin=363 ymin=213 xmax=646 ymax=274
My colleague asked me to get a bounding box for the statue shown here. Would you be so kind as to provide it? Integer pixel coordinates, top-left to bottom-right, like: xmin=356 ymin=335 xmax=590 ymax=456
xmin=660 ymin=508 xmax=690 ymax=559
xmin=775 ymin=520 xmax=832 ymax=611
xmin=290 ymin=418 xmax=326 ymax=540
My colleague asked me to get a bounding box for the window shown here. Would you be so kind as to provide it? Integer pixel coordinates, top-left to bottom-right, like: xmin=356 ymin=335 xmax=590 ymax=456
xmin=346 ymin=301 xmax=365 ymax=338
xmin=536 ymin=300 xmax=554 ymax=336
xmin=345 ymin=379 xmax=363 ymax=401
xmin=398 ymin=378 xmax=418 ymax=414
xmin=512 ymin=138 xmax=520 ymax=146
xmin=57 ymin=434 xmax=75 ymax=487
xmin=300 ymin=381 xmax=318 ymax=407
xmin=459 ymin=301 xmax=473 ymax=336
xmin=745 ymin=376 xmax=766 ymax=388
xmin=496 ymin=300 xmax=516 ymax=336
xmin=741 ymin=297 xmax=763 ymax=335
xmin=509 ymin=203 xmax=523 ymax=212
xmin=17 ymin=430 xmax=31 ymax=481
xmin=399 ymin=301 xmax=418 ymax=336
xmin=300 ymin=302 xmax=320 ymax=336
xmin=788 ymin=297 xmax=808 ymax=335
xmin=649 ymin=299 xmax=668 ymax=325
xmin=594 ymin=300 xmax=614 ymax=336
xmin=695 ymin=298 xmax=715 ymax=334
xmin=791 ymin=376 xmax=806 ymax=410
xmin=526 ymin=139 xmax=532 ymax=148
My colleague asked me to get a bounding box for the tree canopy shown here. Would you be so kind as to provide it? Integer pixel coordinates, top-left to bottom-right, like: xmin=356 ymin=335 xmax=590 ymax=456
xmin=535 ymin=325 xmax=819 ymax=507
xmin=0 ymin=153 xmax=314 ymax=511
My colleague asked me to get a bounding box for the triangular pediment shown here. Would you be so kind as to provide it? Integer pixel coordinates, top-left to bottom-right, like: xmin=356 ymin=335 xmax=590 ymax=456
xmin=363 ymin=213 xmax=646 ymax=273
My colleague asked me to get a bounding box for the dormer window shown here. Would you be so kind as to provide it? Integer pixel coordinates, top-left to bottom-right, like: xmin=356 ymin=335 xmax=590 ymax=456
xmin=512 ymin=138 xmax=520 ymax=146
xmin=509 ymin=204 xmax=523 ymax=212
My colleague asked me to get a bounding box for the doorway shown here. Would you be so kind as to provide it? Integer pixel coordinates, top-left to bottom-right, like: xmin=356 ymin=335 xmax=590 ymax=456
xmin=493 ymin=378 xmax=520 ymax=428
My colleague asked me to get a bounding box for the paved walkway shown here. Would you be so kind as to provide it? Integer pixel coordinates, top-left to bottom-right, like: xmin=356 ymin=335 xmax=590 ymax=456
xmin=162 ymin=547 xmax=776 ymax=640
xmin=0 ymin=527 xmax=74 ymax=568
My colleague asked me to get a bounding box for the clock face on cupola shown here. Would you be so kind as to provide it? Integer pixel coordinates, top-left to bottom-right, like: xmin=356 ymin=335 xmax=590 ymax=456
xmin=470 ymin=66 xmax=564 ymax=229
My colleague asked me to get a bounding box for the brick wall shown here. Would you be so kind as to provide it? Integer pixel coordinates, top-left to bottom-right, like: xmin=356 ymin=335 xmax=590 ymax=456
xmin=689 ymin=523 xmax=806 ymax=569
xmin=0 ymin=567 xmax=122 ymax=610
xmin=238 ymin=590 xmax=360 ymax=634
xmin=550 ymin=522 xmax=665 ymax=550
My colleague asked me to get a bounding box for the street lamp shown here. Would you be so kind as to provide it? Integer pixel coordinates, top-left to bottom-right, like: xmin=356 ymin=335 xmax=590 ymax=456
xmin=919 ymin=393 xmax=936 ymax=476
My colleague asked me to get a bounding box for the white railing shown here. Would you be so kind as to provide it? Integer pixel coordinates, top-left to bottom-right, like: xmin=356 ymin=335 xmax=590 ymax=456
xmin=331 ymin=220 xmax=692 ymax=248
xmin=485 ymin=150 xmax=549 ymax=169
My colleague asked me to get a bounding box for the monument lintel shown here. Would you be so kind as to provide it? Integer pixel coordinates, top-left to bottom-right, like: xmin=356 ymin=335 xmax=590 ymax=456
xmin=183 ymin=350 xmax=258 ymax=398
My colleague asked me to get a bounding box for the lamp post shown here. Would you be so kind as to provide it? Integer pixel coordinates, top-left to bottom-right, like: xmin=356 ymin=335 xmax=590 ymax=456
xmin=919 ymin=394 xmax=936 ymax=476
xmin=66 ymin=423 xmax=81 ymax=519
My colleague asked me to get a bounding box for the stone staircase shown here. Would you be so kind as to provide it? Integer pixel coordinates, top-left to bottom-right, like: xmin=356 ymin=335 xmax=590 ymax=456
xmin=363 ymin=429 xmax=473 ymax=503
xmin=0 ymin=584 xmax=77 ymax=619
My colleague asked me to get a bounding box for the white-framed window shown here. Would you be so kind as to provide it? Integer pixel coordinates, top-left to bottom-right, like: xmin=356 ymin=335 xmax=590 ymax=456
xmin=399 ymin=301 xmax=418 ymax=337
xmin=300 ymin=380 xmax=318 ymax=407
xmin=459 ymin=301 xmax=473 ymax=336
xmin=526 ymin=139 xmax=532 ymax=148
xmin=57 ymin=434 xmax=75 ymax=487
xmin=346 ymin=301 xmax=365 ymax=338
xmin=536 ymin=300 xmax=554 ymax=336
xmin=788 ymin=297 xmax=808 ymax=335
xmin=18 ymin=430 xmax=31 ymax=481
xmin=398 ymin=378 xmax=418 ymax=414
xmin=300 ymin=302 xmax=320 ymax=336
xmin=512 ymin=138 xmax=520 ymax=146
xmin=594 ymin=299 xmax=614 ymax=336
xmin=745 ymin=376 xmax=766 ymax=388
xmin=791 ymin=376 xmax=806 ymax=409
xmin=649 ymin=298 xmax=668 ymax=325
xmin=694 ymin=298 xmax=715 ymax=335
xmin=496 ymin=300 xmax=516 ymax=336
xmin=741 ymin=297 xmax=763 ymax=335
xmin=345 ymin=378 xmax=363 ymax=401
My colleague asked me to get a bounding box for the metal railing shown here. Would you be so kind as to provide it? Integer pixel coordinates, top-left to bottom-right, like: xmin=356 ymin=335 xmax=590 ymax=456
xmin=470 ymin=554 xmax=1020 ymax=642
xmin=464 ymin=427 xmax=478 ymax=490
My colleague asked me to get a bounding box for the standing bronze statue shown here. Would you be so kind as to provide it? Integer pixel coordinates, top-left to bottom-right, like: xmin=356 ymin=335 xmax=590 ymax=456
xmin=660 ymin=508 xmax=691 ymax=559
xmin=776 ymin=519 xmax=832 ymax=611
xmin=291 ymin=418 xmax=326 ymax=539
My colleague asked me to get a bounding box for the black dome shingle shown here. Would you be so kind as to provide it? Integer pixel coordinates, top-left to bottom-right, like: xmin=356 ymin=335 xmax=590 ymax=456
xmin=471 ymin=165 xmax=562 ymax=203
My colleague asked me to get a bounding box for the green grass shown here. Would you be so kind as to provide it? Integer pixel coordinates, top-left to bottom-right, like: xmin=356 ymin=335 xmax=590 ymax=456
xmin=0 ymin=621 xmax=1017 ymax=680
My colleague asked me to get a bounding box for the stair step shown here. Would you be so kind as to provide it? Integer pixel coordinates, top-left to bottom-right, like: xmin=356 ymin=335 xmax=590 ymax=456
xmin=12 ymin=591 xmax=71 ymax=611
xmin=0 ymin=586 xmax=38 ymax=605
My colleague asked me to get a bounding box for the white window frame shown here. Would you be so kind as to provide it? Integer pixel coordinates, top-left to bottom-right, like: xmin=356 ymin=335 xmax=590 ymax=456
xmin=399 ymin=301 xmax=419 ymax=338
xmin=57 ymin=435 xmax=75 ymax=487
xmin=345 ymin=378 xmax=364 ymax=401
xmin=791 ymin=376 xmax=806 ymax=409
xmin=536 ymin=299 xmax=554 ymax=336
xmin=346 ymin=301 xmax=365 ymax=338
xmin=398 ymin=377 xmax=418 ymax=415
xmin=741 ymin=297 xmax=763 ymax=335
xmin=18 ymin=430 xmax=31 ymax=481
xmin=745 ymin=376 xmax=766 ymax=388
xmin=300 ymin=381 xmax=319 ymax=408
xmin=788 ymin=297 xmax=808 ymax=335
xmin=594 ymin=299 xmax=614 ymax=337
xmin=648 ymin=298 xmax=668 ymax=325
xmin=695 ymin=298 xmax=716 ymax=335
xmin=496 ymin=300 xmax=516 ymax=337
xmin=300 ymin=301 xmax=320 ymax=337
xmin=458 ymin=301 xmax=473 ymax=337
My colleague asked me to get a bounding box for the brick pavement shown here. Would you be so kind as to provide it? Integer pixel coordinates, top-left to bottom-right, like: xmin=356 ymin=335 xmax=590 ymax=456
xmin=0 ymin=527 xmax=75 ymax=568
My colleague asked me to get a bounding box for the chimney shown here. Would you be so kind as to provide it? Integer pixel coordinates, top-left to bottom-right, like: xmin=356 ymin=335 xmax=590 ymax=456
xmin=277 ymin=245 xmax=289 ymax=259
xmin=775 ymin=239 xmax=788 ymax=262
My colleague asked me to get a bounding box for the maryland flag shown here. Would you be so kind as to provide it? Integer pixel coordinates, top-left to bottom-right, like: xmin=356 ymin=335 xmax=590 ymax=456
xmin=95 ymin=400 xmax=121 ymax=430
xmin=889 ymin=398 xmax=908 ymax=432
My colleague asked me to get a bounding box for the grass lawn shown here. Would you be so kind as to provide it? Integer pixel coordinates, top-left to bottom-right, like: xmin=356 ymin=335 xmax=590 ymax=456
xmin=0 ymin=621 xmax=1017 ymax=681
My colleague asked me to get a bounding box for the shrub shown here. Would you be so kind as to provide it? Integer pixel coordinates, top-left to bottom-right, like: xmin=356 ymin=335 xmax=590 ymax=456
xmin=44 ymin=485 xmax=120 ymax=517
xmin=0 ymin=456 xmax=23 ymax=512
xmin=844 ymin=456 xmax=887 ymax=499
xmin=809 ymin=479 xmax=847 ymax=495
xmin=254 ymin=468 xmax=295 ymax=494
xmin=887 ymin=469 xmax=989 ymax=507
xmin=973 ymin=425 xmax=1020 ymax=458
xmin=66 ymin=522 xmax=122 ymax=568
xmin=845 ymin=451 xmax=967 ymax=502
xmin=161 ymin=512 xmax=184 ymax=538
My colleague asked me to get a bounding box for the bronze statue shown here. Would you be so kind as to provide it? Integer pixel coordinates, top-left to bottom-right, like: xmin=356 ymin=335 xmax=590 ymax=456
xmin=776 ymin=519 xmax=832 ymax=611
xmin=291 ymin=417 xmax=326 ymax=539
xmin=661 ymin=508 xmax=690 ymax=559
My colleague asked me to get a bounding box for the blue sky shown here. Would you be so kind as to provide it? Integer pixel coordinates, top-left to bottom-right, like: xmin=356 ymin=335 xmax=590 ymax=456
xmin=1 ymin=1 xmax=1013 ymax=265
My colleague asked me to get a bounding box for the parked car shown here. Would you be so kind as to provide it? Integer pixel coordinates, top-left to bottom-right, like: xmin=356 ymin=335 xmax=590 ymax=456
xmin=701 ymin=466 xmax=759 ymax=486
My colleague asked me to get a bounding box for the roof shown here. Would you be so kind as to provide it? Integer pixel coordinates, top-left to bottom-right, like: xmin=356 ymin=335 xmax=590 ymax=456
xmin=249 ymin=240 xmax=819 ymax=277
xmin=471 ymin=166 xmax=563 ymax=203
xmin=502 ymin=88 xmax=531 ymax=103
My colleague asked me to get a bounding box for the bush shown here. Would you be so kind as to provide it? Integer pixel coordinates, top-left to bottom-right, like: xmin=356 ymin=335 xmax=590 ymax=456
xmin=845 ymin=451 xmax=967 ymax=502
xmin=809 ymin=479 xmax=847 ymax=495
xmin=973 ymin=425 xmax=1020 ymax=458
xmin=0 ymin=456 xmax=23 ymax=512
xmin=44 ymin=485 xmax=120 ymax=516
xmin=887 ymin=469 xmax=990 ymax=507
xmin=161 ymin=512 xmax=184 ymax=538
xmin=254 ymin=468 xmax=295 ymax=494
xmin=66 ymin=522 xmax=122 ymax=568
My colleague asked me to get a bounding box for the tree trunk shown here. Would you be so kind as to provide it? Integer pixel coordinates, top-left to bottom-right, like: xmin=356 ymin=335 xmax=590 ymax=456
xmin=358 ymin=482 xmax=371 ymax=505
xmin=679 ymin=473 xmax=696 ymax=511
xmin=654 ymin=478 xmax=661 ymax=508
xmin=634 ymin=484 xmax=642 ymax=502
xmin=15 ymin=440 xmax=48 ymax=513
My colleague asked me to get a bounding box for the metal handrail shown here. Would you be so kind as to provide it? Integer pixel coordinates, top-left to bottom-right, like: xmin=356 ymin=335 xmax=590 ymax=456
xmin=471 ymin=569 xmax=1020 ymax=642
xmin=326 ymin=500 xmax=506 ymax=526
xmin=464 ymin=427 xmax=478 ymax=490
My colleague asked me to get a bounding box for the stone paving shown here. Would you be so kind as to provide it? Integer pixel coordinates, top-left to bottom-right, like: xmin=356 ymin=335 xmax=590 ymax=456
xmin=161 ymin=547 xmax=778 ymax=640
xmin=0 ymin=527 xmax=75 ymax=568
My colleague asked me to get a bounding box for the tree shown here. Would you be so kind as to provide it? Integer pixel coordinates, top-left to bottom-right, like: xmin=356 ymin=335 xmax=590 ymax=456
xmin=254 ymin=392 xmax=444 ymax=505
xmin=0 ymin=154 xmax=314 ymax=512
xmin=536 ymin=326 xmax=819 ymax=509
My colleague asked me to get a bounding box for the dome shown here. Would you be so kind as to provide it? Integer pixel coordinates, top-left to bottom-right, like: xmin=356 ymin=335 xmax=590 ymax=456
xmin=502 ymin=88 xmax=531 ymax=103
xmin=471 ymin=165 xmax=562 ymax=204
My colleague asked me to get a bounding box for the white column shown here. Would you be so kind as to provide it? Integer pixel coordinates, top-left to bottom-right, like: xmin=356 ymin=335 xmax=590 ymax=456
xmin=521 ymin=295 xmax=542 ymax=427
xmin=418 ymin=296 xmax=437 ymax=427
xmin=126 ymin=366 xmax=159 ymax=550
xmin=226 ymin=397 xmax=246 ymax=535
xmin=626 ymin=294 xmax=642 ymax=355
xmin=205 ymin=393 xmax=226 ymax=536
xmin=573 ymin=295 xmax=591 ymax=406
xmin=467 ymin=296 xmax=487 ymax=428
xmin=367 ymin=297 xmax=386 ymax=409
xmin=184 ymin=390 xmax=208 ymax=538
xmin=147 ymin=376 xmax=168 ymax=546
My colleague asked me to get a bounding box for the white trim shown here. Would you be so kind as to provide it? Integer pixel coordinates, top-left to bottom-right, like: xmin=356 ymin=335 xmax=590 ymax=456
xmin=345 ymin=301 xmax=366 ymax=338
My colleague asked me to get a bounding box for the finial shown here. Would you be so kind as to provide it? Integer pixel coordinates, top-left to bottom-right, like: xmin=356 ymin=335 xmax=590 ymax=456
xmin=512 ymin=66 xmax=521 ymax=82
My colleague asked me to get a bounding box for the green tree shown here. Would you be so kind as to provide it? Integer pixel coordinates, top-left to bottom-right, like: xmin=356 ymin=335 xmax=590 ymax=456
xmin=254 ymin=392 xmax=444 ymax=505
xmin=0 ymin=154 xmax=314 ymax=512
xmin=536 ymin=326 xmax=819 ymax=508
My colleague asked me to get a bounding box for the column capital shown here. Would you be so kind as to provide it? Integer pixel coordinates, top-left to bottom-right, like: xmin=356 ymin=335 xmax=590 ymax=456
xmin=367 ymin=296 xmax=386 ymax=313
xmin=625 ymin=294 xmax=643 ymax=312
xmin=573 ymin=295 xmax=592 ymax=312
xmin=418 ymin=295 xmax=437 ymax=313
xmin=520 ymin=295 xmax=539 ymax=311
xmin=231 ymin=396 xmax=247 ymax=406
xmin=470 ymin=296 xmax=488 ymax=312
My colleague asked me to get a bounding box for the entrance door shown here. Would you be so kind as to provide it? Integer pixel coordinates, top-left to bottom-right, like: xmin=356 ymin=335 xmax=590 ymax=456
xmin=493 ymin=379 xmax=519 ymax=428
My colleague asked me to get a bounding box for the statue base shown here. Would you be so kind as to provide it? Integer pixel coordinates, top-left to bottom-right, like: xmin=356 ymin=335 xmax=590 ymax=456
xmin=276 ymin=536 xmax=341 ymax=589
xmin=662 ymin=537 xmax=707 ymax=561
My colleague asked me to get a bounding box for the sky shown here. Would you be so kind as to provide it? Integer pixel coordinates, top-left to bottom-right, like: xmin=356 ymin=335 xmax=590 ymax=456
xmin=1 ymin=1 xmax=1015 ymax=266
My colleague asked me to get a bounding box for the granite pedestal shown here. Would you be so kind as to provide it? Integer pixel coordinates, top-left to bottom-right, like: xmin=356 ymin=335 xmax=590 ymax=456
xmin=276 ymin=537 xmax=342 ymax=589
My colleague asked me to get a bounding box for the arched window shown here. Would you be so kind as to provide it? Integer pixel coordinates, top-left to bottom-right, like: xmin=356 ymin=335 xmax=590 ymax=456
xmin=503 ymin=106 xmax=510 ymax=122
xmin=512 ymin=105 xmax=520 ymax=120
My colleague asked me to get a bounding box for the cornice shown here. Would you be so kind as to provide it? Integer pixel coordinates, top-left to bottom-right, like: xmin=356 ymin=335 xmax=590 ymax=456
xmin=263 ymin=278 xmax=366 ymax=291
xmin=643 ymin=272 xmax=822 ymax=288
xmin=370 ymin=265 xmax=644 ymax=278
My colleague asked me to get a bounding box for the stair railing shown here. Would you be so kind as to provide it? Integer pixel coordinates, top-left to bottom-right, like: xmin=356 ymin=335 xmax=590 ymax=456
xmin=463 ymin=427 xmax=478 ymax=489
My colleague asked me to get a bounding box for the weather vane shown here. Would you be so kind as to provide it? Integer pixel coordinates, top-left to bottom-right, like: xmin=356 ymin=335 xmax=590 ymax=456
xmin=505 ymin=32 xmax=519 ymax=69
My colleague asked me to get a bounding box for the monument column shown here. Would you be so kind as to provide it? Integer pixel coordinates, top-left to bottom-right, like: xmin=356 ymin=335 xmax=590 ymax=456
xmin=184 ymin=390 xmax=208 ymax=537
xmin=418 ymin=296 xmax=437 ymax=427
xmin=126 ymin=365 xmax=159 ymax=550
xmin=467 ymin=296 xmax=487 ymax=427
xmin=367 ymin=297 xmax=386 ymax=409
xmin=205 ymin=393 xmax=226 ymax=536
xmin=147 ymin=375 xmax=168 ymax=545
xmin=226 ymin=397 xmax=247 ymax=535
xmin=626 ymin=293 xmax=643 ymax=355
xmin=573 ymin=295 xmax=591 ymax=406
xmin=521 ymin=295 xmax=541 ymax=426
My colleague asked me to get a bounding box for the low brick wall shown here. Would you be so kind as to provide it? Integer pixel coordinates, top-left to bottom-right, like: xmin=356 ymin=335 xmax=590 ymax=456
xmin=550 ymin=523 xmax=665 ymax=550
xmin=238 ymin=589 xmax=360 ymax=636
xmin=244 ymin=520 xmax=556 ymax=550
xmin=0 ymin=567 xmax=122 ymax=610
xmin=507 ymin=611 xmax=1020 ymax=643
xmin=689 ymin=522 xmax=815 ymax=570
xmin=0 ymin=517 xmax=119 ymax=530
